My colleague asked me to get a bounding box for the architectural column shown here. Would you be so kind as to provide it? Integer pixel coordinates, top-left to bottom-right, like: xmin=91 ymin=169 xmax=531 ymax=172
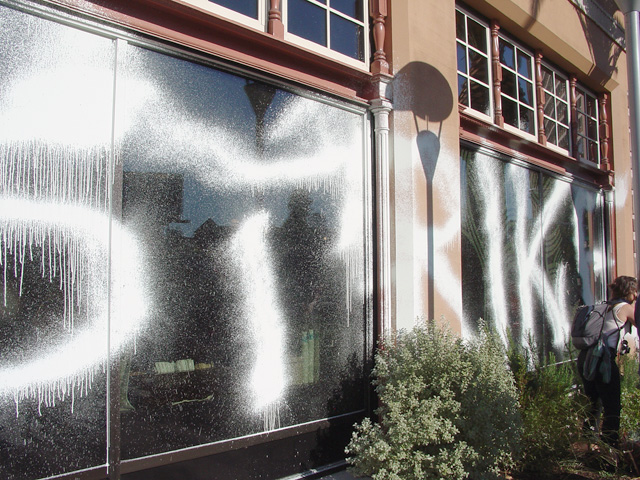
xmin=369 ymin=0 xmax=389 ymax=75
xmin=370 ymin=93 xmax=393 ymax=339
xmin=570 ymin=75 xmax=578 ymax=158
xmin=268 ymin=0 xmax=284 ymax=38
xmin=490 ymin=20 xmax=504 ymax=127
xmin=535 ymin=51 xmax=547 ymax=145
xmin=599 ymin=93 xmax=611 ymax=170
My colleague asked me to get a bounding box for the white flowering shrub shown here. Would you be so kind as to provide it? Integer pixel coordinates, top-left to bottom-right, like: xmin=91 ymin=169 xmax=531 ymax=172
xmin=345 ymin=321 xmax=522 ymax=480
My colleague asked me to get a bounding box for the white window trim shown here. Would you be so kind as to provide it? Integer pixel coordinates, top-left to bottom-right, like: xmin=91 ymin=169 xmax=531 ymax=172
xmin=175 ymin=0 xmax=266 ymax=30
xmin=455 ymin=7 xmax=494 ymax=122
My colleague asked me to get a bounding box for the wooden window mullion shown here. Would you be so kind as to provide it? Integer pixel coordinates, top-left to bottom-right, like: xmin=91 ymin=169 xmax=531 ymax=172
xmin=570 ymin=75 xmax=578 ymax=158
xmin=491 ymin=20 xmax=503 ymax=127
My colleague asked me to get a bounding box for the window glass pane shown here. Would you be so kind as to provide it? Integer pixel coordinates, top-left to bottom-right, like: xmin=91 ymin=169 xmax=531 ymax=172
xmin=331 ymin=0 xmax=363 ymax=21
xmin=469 ymin=81 xmax=490 ymax=115
xmin=0 ymin=6 xmax=112 ymax=479
xmin=545 ymin=118 xmax=557 ymax=144
xmin=457 ymin=42 xmax=468 ymax=74
xmin=577 ymin=137 xmax=586 ymax=158
xmin=210 ymin=0 xmax=258 ymax=18
xmin=456 ymin=10 xmax=466 ymax=41
xmin=542 ymin=67 xmax=553 ymax=91
xmin=516 ymin=49 xmax=531 ymax=78
xmin=520 ymin=106 xmax=534 ymax=134
xmin=544 ymin=94 xmax=555 ymax=117
xmin=499 ymin=39 xmax=515 ymax=69
xmin=461 ymin=147 xmax=605 ymax=358
xmin=589 ymin=140 xmax=599 ymax=162
xmin=558 ymin=125 xmax=570 ymax=150
xmin=330 ymin=13 xmax=364 ymax=60
xmin=501 ymin=68 xmax=516 ymax=98
xmin=502 ymin=97 xmax=518 ymax=127
xmin=557 ymin=100 xmax=568 ymax=124
xmin=576 ymin=90 xmax=585 ymax=111
xmin=289 ymin=0 xmax=327 ymax=47
xmin=467 ymin=18 xmax=487 ymax=54
xmin=458 ymin=75 xmax=469 ymax=105
xmin=577 ymin=112 xmax=586 ymax=134
xmin=118 ymin=44 xmax=367 ymax=459
xmin=588 ymin=118 xmax=598 ymax=139
xmin=556 ymin=78 xmax=567 ymax=99
xmin=469 ymin=50 xmax=488 ymax=83
xmin=587 ymin=96 xmax=597 ymax=117
xmin=518 ymin=77 xmax=533 ymax=106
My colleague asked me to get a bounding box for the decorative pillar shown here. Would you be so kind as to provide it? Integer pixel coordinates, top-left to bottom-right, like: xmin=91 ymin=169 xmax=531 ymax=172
xmin=599 ymin=93 xmax=611 ymax=170
xmin=370 ymin=76 xmax=393 ymax=339
xmin=570 ymin=75 xmax=578 ymax=158
xmin=491 ymin=20 xmax=504 ymax=127
xmin=535 ymin=51 xmax=547 ymax=145
xmin=268 ymin=0 xmax=284 ymax=38
xmin=369 ymin=0 xmax=389 ymax=75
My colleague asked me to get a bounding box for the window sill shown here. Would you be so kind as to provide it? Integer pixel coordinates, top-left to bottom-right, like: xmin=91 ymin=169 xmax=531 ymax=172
xmin=459 ymin=108 xmax=611 ymax=187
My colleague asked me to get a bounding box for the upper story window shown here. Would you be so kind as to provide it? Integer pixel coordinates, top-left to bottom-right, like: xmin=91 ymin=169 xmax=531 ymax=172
xmin=541 ymin=64 xmax=570 ymax=151
xmin=192 ymin=0 xmax=368 ymax=68
xmin=285 ymin=0 xmax=366 ymax=62
xmin=456 ymin=9 xmax=491 ymax=117
xmin=575 ymin=85 xmax=600 ymax=164
xmin=498 ymin=36 xmax=535 ymax=136
xmin=455 ymin=5 xmax=605 ymax=167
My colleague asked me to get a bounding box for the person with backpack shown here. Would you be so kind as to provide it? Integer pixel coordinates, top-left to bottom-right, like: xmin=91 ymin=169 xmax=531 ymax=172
xmin=577 ymin=275 xmax=637 ymax=448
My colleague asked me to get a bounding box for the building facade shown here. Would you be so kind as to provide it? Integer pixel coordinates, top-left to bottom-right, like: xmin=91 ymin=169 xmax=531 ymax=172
xmin=0 ymin=0 xmax=634 ymax=479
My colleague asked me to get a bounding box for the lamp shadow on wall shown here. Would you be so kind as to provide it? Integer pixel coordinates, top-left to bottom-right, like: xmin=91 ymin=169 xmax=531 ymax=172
xmin=393 ymin=61 xmax=454 ymax=322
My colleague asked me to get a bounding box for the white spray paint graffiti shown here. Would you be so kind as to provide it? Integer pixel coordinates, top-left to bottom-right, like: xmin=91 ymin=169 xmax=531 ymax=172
xmin=0 ymin=199 xmax=146 ymax=415
xmin=231 ymin=212 xmax=285 ymax=431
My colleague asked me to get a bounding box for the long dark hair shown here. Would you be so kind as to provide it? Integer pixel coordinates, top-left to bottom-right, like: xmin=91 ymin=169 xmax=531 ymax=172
xmin=608 ymin=275 xmax=637 ymax=300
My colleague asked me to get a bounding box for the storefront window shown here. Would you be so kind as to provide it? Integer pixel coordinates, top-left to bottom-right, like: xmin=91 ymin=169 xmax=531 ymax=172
xmin=461 ymin=145 xmax=605 ymax=355
xmin=0 ymin=4 xmax=370 ymax=478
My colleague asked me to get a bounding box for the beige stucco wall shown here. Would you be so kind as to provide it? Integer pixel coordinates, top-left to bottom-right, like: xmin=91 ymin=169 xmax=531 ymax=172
xmin=387 ymin=0 xmax=634 ymax=335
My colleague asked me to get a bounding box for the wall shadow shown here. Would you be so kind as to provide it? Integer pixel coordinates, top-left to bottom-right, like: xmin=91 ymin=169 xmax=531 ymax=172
xmin=393 ymin=62 xmax=454 ymax=322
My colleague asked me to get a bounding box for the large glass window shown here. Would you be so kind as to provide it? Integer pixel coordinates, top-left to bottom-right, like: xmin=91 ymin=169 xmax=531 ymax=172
xmin=456 ymin=8 xmax=491 ymax=117
xmin=461 ymin=145 xmax=606 ymax=356
xmin=0 ymin=4 xmax=370 ymax=479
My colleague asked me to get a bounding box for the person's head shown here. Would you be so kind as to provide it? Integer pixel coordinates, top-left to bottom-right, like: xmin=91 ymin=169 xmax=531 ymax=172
xmin=608 ymin=276 xmax=638 ymax=303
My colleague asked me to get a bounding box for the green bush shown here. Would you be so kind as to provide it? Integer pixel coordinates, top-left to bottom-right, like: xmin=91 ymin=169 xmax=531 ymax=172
xmin=345 ymin=321 xmax=522 ymax=480
xmin=620 ymin=353 xmax=640 ymax=442
xmin=506 ymin=339 xmax=587 ymax=471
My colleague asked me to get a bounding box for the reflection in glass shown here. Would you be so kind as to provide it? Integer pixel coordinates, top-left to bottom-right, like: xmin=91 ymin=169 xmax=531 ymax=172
xmin=502 ymin=97 xmax=518 ymax=127
xmin=332 ymin=0 xmax=363 ymax=21
xmin=469 ymin=50 xmax=488 ymax=83
xmin=467 ymin=18 xmax=487 ymax=53
xmin=456 ymin=10 xmax=466 ymax=40
xmin=518 ymin=77 xmax=533 ymax=106
xmin=499 ymin=39 xmax=515 ymax=69
xmin=501 ymin=68 xmax=517 ymax=98
xmin=289 ymin=0 xmax=327 ymax=47
xmin=118 ymin=44 xmax=367 ymax=459
xmin=458 ymin=75 xmax=469 ymax=105
xmin=457 ymin=42 xmax=468 ymax=74
xmin=330 ymin=13 xmax=364 ymax=60
xmin=211 ymin=0 xmax=258 ymax=19
xmin=461 ymin=147 xmax=605 ymax=357
xmin=470 ymin=81 xmax=490 ymax=115
xmin=517 ymin=50 xmax=531 ymax=78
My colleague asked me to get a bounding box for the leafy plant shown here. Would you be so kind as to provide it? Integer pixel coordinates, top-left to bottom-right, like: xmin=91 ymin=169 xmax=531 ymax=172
xmin=506 ymin=337 xmax=587 ymax=472
xmin=345 ymin=321 xmax=521 ymax=480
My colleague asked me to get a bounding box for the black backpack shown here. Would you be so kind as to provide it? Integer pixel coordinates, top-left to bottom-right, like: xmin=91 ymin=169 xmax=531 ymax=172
xmin=571 ymin=302 xmax=611 ymax=350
